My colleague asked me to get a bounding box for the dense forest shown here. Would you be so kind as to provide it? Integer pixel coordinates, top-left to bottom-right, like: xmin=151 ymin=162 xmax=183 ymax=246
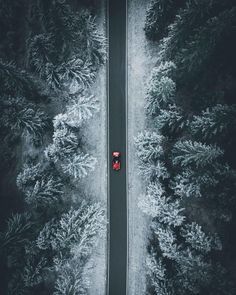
xmin=0 ymin=0 xmax=106 ymax=294
xmin=136 ymin=0 xmax=236 ymax=294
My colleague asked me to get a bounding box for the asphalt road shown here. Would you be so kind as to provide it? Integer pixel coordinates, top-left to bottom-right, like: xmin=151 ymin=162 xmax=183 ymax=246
xmin=108 ymin=0 xmax=127 ymax=294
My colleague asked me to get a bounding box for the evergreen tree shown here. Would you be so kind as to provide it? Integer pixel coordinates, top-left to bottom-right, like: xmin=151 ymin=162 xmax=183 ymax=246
xmin=173 ymin=140 xmax=224 ymax=168
xmin=45 ymin=125 xmax=79 ymax=163
xmin=139 ymin=182 xmax=185 ymax=227
xmin=181 ymin=222 xmax=222 ymax=253
xmin=146 ymin=62 xmax=176 ymax=115
xmin=138 ymin=159 xmax=170 ymax=181
xmin=154 ymin=104 xmax=186 ymax=134
xmin=54 ymin=259 xmax=88 ymax=295
xmin=152 ymin=223 xmax=179 ymax=260
xmin=144 ymin=0 xmax=185 ymax=40
xmin=63 ymin=94 xmax=100 ymax=128
xmin=134 ymin=131 xmax=164 ymax=163
xmin=190 ymin=104 xmax=236 ymax=140
xmin=61 ymin=152 xmax=97 ymax=179
xmin=1 ymin=96 xmax=49 ymax=142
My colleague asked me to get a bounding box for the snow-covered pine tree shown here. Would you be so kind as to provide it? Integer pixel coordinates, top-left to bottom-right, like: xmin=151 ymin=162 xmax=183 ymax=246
xmin=138 ymin=159 xmax=170 ymax=182
xmin=173 ymin=140 xmax=224 ymax=168
xmin=58 ymin=57 xmax=95 ymax=91
xmin=139 ymin=182 xmax=185 ymax=227
xmin=154 ymin=104 xmax=187 ymax=134
xmin=171 ymin=168 xmax=218 ymax=198
xmin=134 ymin=131 xmax=164 ymax=163
xmin=1 ymin=96 xmax=48 ymax=141
xmin=152 ymin=223 xmax=179 ymax=260
xmin=147 ymin=253 xmax=175 ymax=295
xmin=144 ymin=0 xmax=184 ymax=40
xmin=37 ymin=203 xmax=105 ymax=259
xmin=175 ymin=248 xmax=212 ymax=294
xmin=181 ymin=222 xmax=222 ymax=253
xmin=190 ymin=104 xmax=236 ymax=140
xmin=53 ymin=259 xmax=88 ymax=295
xmin=24 ymin=175 xmax=64 ymax=209
xmin=45 ymin=123 xmax=79 ymax=163
xmin=27 ymin=33 xmax=55 ymax=78
xmin=78 ymin=12 xmax=107 ymax=67
xmin=146 ymin=62 xmax=176 ymax=115
xmin=63 ymin=94 xmax=100 ymax=128
xmin=61 ymin=152 xmax=97 ymax=179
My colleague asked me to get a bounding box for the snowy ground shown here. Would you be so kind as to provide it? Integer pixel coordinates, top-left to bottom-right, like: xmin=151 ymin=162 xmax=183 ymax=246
xmin=81 ymin=2 xmax=108 ymax=294
xmin=127 ymin=0 xmax=159 ymax=294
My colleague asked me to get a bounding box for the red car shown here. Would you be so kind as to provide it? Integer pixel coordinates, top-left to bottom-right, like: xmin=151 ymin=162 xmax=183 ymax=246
xmin=112 ymin=151 xmax=121 ymax=171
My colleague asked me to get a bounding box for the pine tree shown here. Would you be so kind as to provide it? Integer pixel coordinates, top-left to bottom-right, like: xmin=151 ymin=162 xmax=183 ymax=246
xmin=27 ymin=33 xmax=55 ymax=78
xmin=181 ymin=222 xmax=222 ymax=253
xmin=1 ymin=96 xmax=48 ymax=141
xmin=58 ymin=57 xmax=95 ymax=90
xmin=54 ymin=259 xmax=88 ymax=295
xmin=146 ymin=70 xmax=176 ymax=115
xmin=175 ymin=7 xmax=236 ymax=78
xmin=37 ymin=203 xmax=105 ymax=259
xmin=0 ymin=213 xmax=33 ymax=252
xmin=171 ymin=169 xmax=218 ymax=198
xmin=154 ymin=104 xmax=186 ymax=134
xmin=63 ymin=94 xmax=100 ymax=128
xmin=45 ymin=124 xmax=79 ymax=163
xmin=134 ymin=131 xmax=164 ymax=163
xmin=173 ymin=140 xmax=224 ymax=168
xmin=175 ymin=248 xmax=212 ymax=294
xmin=61 ymin=152 xmax=97 ymax=179
xmin=78 ymin=12 xmax=107 ymax=67
xmin=144 ymin=0 xmax=184 ymax=40
xmin=16 ymin=163 xmax=42 ymax=191
xmin=139 ymin=182 xmax=185 ymax=227
xmin=152 ymin=223 xmax=179 ymax=259
xmin=190 ymin=104 xmax=236 ymax=140
xmin=138 ymin=159 xmax=170 ymax=181
xmin=0 ymin=59 xmax=47 ymax=100
xmin=159 ymin=0 xmax=224 ymax=61
xmin=147 ymin=251 xmax=175 ymax=295
xmin=24 ymin=175 xmax=64 ymax=209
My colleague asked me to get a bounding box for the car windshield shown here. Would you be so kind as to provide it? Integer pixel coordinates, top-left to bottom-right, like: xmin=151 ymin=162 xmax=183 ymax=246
xmin=113 ymin=157 xmax=119 ymax=163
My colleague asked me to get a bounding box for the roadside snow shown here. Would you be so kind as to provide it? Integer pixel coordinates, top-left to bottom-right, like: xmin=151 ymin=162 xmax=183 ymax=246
xmin=80 ymin=2 xmax=108 ymax=295
xmin=127 ymin=0 xmax=159 ymax=294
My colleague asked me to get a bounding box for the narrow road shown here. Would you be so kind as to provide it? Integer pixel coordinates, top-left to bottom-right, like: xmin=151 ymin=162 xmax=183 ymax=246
xmin=108 ymin=0 xmax=127 ymax=294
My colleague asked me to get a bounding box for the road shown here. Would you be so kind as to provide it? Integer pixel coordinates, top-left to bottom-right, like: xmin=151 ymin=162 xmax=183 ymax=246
xmin=107 ymin=0 xmax=127 ymax=294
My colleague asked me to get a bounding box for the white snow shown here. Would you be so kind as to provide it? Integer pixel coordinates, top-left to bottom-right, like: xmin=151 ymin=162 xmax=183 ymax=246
xmin=127 ymin=0 xmax=160 ymax=294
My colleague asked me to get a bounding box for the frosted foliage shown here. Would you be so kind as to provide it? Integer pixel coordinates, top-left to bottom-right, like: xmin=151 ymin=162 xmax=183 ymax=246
xmin=45 ymin=127 xmax=78 ymax=162
xmin=173 ymin=140 xmax=224 ymax=168
xmin=54 ymin=260 xmax=88 ymax=295
xmin=154 ymin=104 xmax=185 ymax=132
xmin=134 ymin=131 xmax=164 ymax=162
xmin=138 ymin=183 xmax=185 ymax=227
xmin=146 ymin=76 xmax=176 ymax=115
xmin=24 ymin=175 xmax=64 ymax=208
xmin=176 ymin=248 xmax=212 ymax=294
xmin=58 ymin=57 xmax=95 ymax=90
xmin=171 ymin=169 xmax=218 ymax=198
xmin=138 ymin=160 xmax=170 ymax=181
xmin=37 ymin=203 xmax=105 ymax=258
xmin=61 ymin=152 xmax=97 ymax=179
xmin=153 ymin=224 xmax=179 ymax=259
xmin=64 ymin=95 xmax=100 ymax=128
xmin=147 ymin=254 xmax=167 ymax=282
xmin=190 ymin=104 xmax=236 ymax=139
xmin=16 ymin=163 xmax=42 ymax=191
xmin=181 ymin=222 xmax=222 ymax=253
